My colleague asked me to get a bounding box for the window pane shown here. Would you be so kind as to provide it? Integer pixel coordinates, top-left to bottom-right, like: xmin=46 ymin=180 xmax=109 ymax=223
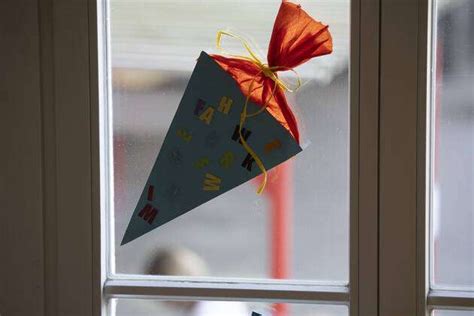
xmin=430 ymin=0 xmax=474 ymax=289
xmin=432 ymin=310 xmax=474 ymax=316
xmin=112 ymin=298 xmax=348 ymax=316
xmin=110 ymin=0 xmax=350 ymax=282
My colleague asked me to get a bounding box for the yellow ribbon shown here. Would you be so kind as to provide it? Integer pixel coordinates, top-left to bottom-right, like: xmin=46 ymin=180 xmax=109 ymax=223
xmin=216 ymin=30 xmax=301 ymax=194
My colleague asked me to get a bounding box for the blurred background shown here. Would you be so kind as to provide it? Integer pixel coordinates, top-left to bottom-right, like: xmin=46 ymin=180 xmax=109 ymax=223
xmin=110 ymin=0 xmax=350 ymax=283
xmin=108 ymin=0 xmax=473 ymax=315
xmin=431 ymin=0 xmax=473 ymax=291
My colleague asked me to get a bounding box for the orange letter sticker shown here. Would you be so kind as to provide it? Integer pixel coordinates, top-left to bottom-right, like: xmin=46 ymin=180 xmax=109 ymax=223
xmin=199 ymin=107 xmax=215 ymax=125
xmin=176 ymin=128 xmax=192 ymax=142
xmin=194 ymin=157 xmax=210 ymax=169
xmin=264 ymin=139 xmax=282 ymax=153
xmin=219 ymin=151 xmax=234 ymax=169
xmin=203 ymin=173 xmax=221 ymax=191
xmin=218 ymin=96 xmax=233 ymax=114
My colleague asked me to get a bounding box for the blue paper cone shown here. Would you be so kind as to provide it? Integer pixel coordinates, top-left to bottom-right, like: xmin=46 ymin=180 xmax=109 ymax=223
xmin=121 ymin=52 xmax=302 ymax=245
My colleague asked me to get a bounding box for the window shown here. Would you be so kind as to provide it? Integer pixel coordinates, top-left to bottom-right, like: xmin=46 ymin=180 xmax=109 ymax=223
xmin=430 ymin=0 xmax=474 ymax=290
xmin=105 ymin=0 xmax=351 ymax=314
xmin=101 ymin=0 xmax=474 ymax=313
xmin=428 ymin=0 xmax=474 ymax=313
xmin=109 ymin=0 xmax=350 ymax=281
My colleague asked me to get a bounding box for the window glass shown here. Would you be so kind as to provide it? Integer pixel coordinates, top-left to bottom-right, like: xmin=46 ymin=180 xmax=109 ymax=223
xmin=431 ymin=0 xmax=474 ymax=289
xmin=432 ymin=310 xmax=474 ymax=316
xmin=110 ymin=0 xmax=350 ymax=282
xmin=112 ymin=298 xmax=348 ymax=316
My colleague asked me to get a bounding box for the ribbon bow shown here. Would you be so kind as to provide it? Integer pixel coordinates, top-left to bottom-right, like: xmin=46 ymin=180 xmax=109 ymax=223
xmin=216 ymin=31 xmax=302 ymax=94
xmin=211 ymin=1 xmax=333 ymax=193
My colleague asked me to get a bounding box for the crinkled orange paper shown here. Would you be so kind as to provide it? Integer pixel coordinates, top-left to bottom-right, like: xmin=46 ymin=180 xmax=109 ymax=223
xmin=212 ymin=1 xmax=333 ymax=143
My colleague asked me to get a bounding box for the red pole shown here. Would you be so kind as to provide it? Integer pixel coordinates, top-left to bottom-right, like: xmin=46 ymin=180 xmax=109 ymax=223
xmin=258 ymin=160 xmax=293 ymax=316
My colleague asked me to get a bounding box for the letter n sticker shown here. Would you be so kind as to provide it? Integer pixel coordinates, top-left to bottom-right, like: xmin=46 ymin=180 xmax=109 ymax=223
xmin=241 ymin=153 xmax=255 ymax=172
xmin=231 ymin=125 xmax=251 ymax=144
xmin=138 ymin=203 xmax=158 ymax=224
xmin=203 ymin=173 xmax=221 ymax=191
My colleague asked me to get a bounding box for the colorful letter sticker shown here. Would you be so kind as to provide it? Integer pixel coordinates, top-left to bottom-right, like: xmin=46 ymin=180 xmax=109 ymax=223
xmin=121 ymin=52 xmax=302 ymax=245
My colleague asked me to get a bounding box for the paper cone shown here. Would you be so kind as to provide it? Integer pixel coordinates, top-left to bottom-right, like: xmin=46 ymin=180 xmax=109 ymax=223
xmin=121 ymin=52 xmax=302 ymax=245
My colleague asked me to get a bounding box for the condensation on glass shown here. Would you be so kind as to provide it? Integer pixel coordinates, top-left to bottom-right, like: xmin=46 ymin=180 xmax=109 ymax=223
xmin=430 ymin=0 xmax=474 ymax=290
xmin=111 ymin=298 xmax=348 ymax=316
xmin=110 ymin=0 xmax=350 ymax=282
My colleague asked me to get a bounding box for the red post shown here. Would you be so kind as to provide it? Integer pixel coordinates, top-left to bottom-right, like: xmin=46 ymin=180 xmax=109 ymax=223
xmin=258 ymin=160 xmax=293 ymax=316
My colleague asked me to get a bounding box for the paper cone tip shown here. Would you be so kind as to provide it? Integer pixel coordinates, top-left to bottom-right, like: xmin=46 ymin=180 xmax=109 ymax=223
xmin=120 ymin=229 xmax=137 ymax=246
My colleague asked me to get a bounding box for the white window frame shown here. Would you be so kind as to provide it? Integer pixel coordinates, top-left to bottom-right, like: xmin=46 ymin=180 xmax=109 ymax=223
xmin=2 ymin=0 xmax=474 ymax=315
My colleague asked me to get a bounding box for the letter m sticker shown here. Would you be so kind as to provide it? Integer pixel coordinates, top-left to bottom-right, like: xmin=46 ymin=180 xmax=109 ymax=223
xmin=138 ymin=203 xmax=158 ymax=224
xmin=203 ymin=173 xmax=221 ymax=191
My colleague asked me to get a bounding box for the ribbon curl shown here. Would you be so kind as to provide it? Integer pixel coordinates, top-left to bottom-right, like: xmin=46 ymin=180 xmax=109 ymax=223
xmin=211 ymin=1 xmax=333 ymax=193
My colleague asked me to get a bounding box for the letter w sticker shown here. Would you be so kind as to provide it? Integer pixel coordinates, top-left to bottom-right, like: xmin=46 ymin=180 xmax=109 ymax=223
xmin=138 ymin=204 xmax=158 ymax=224
xmin=203 ymin=173 xmax=221 ymax=191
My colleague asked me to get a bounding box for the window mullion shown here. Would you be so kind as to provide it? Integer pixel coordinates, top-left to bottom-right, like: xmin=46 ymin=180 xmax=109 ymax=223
xmin=427 ymin=290 xmax=474 ymax=309
xmin=103 ymin=278 xmax=350 ymax=304
xmin=417 ymin=0 xmax=430 ymax=315
xmin=350 ymin=0 xmax=382 ymax=315
xmin=378 ymin=0 xmax=430 ymax=315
